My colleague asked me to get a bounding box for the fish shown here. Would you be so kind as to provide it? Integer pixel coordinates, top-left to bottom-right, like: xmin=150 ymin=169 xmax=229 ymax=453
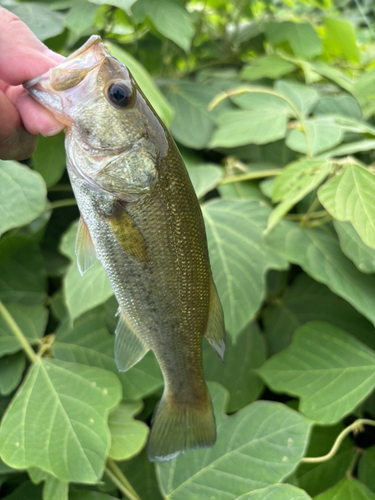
xmin=23 ymin=35 xmax=225 ymax=462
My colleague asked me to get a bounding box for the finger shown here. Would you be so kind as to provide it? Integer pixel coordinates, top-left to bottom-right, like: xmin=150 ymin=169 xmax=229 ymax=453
xmin=0 ymin=7 xmax=64 ymax=86
xmin=6 ymin=85 xmax=65 ymax=137
xmin=0 ymin=90 xmax=37 ymax=160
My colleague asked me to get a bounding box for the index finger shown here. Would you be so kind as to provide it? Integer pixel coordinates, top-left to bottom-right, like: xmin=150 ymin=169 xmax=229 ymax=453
xmin=0 ymin=7 xmax=64 ymax=86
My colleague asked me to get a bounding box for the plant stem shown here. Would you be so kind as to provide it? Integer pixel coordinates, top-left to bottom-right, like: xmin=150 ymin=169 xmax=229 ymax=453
xmin=220 ymin=168 xmax=282 ymax=184
xmin=105 ymin=458 xmax=141 ymax=500
xmin=301 ymin=419 xmax=375 ymax=464
xmin=285 ymin=210 xmax=328 ymax=221
xmin=346 ymin=448 xmax=363 ymax=478
xmin=44 ymin=199 xmax=77 ymax=212
xmin=0 ymin=301 xmax=38 ymax=364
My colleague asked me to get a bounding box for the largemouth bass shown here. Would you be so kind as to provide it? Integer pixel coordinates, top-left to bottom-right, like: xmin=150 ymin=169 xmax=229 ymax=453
xmin=24 ymin=36 xmax=225 ymax=462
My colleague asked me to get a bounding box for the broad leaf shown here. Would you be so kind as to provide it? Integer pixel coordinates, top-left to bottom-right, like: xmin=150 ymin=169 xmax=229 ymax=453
xmin=264 ymin=22 xmax=322 ymax=59
xmin=3 ymin=482 xmax=43 ymax=499
xmin=238 ymin=484 xmax=312 ymax=499
xmin=1 ymin=0 xmax=64 ymax=40
xmin=0 ymin=359 xmax=122 ymax=482
xmin=295 ymin=423 xmax=354 ymax=497
xmin=262 ymin=273 xmax=375 ymax=356
xmin=157 ymin=383 xmax=311 ymax=500
xmin=286 ymin=118 xmax=344 ymax=156
xmin=268 ymin=159 xmax=331 ymax=230
xmin=89 ymin=0 xmax=136 ymax=14
xmin=314 ymin=478 xmax=375 ymax=499
xmin=203 ymin=322 xmax=266 ymax=412
xmin=359 ymin=446 xmax=375 ymax=493
xmin=313 ymin=95 xmax=362 ymax=120
xmin=53 ymin=308 xmax=163 ymax=400
xmin=202 ymin=200 xmax=288 ymax=338
xmin=318 ymin=140 xmax=375 ymax=159
xmin=210 ymin=108 xmax=288 ymax=148
xmin=32 ymin=134 xmax=66 ymax=188
xmin=105 ymin=42 xmax=173 ymax=126
xmin=241 ymin=55 xmax=296 ymax=80
xmin=119 ymin=448 xmax=163 ymax=500
xmin=0 ymin=161 xmax=46 ymax=238
xmin=324 ymin=18 xmax=360 ymax=63
xmin=185 ymin=163 xmax=223 ymax=198
xmin=64 ymin=1 xmax=99 ymax=35
xmin=264 ymin=221 xmax=375 ymax=327
xmin=0 ymin=237 xmax=47 ymax=306
xmin=258 ymin=322 xmax=375 ymax=423
xmin=318 ymin=164 xmax=375 ymax=250
xmin=28 ymin=467 xmax=68 ymax=500
xmin=0 ymin=353 xmax=25 ymax=396
xmin=334 ymin=221 xmax=375 ymax=273
xmin=352 ymin=69 xmax=375 ymax=118
xmin=219 ymin=181 xmax=268 ymax=202
xmin=60 ymin=221 xmax=113 ymax=320
xmin=275 ymin=81 xmax=319 ymax=116
xmin=0 ymin=304 xmax=48 ymax=356
xmin=108 ymin=402 xmax=148 ymax=460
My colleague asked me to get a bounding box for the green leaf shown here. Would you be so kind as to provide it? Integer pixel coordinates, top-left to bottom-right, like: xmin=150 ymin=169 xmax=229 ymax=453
xmin=64 ymin=1 xmax=99 ymax=34
xmin=32 ymin=134 xmax=66 ymax=188
xmin=324 ymin=18 xmax=360 ymax=63
xmin=0 ymin=161 xmax=46 ymax=238
xmin=141 ymin=0 xmax=194 ymax=51
xmin=313 ymin=95 xmax=362 ymax=120
xmin=275 ymin=81 xmax=319 ymax=116
xmin=268 ymin=159 xmax=331 ymax=231
xmin=53 ymin=307 xmax=163 ymax=400
xmin=203 ymin=322 xmax=266 ymax=412
xmin=1 ymin=0 xmax=64 ymax=40
xmin=295 ymin=423 xmax=354 ymax=497
xmin=108 ymin=402 xmax=148 ymax=460
xmin=0 ymin=352 xmax=25 ymax=396
xmin=185 ymin=163 xmax=223 ymax=198
xmin=88 ymin=0 xmax=136 ymax=15
xmin=258 ymin=322 xmax=375 ymax=424
xmin=334 ymin=221 xmax=375 ymax=274
xmin=352 ymin=70 xmax=375 ymax=118
xmin=202 ymin=200 xmax=288 ymax=338
xmin=69 ymin=493 xmax=119 ymax=500
xmin=314 ymin=478 xmax=375 ymax=500
xmin=60 ymin=221 xmax=113 ymax=320
xmin=310 ymin=61 xmax=353 ymax=93
xmin=264 ymin=221 xmax=375 ymax=327
xmin=264 ymin=21 xmax=322 ymax=59
xmin=0 ymin=237 xmax=47 ymax=306
xmin=262 ymin=273 xmax=375 ymax=356
xmin=317 ymin=140 xmax=375 ymax=159
xmin=231 ymin=92 xmax=292 ymax=113
xmin=105 ymin=42 xmax=173 ymax=126
xmin=210 ymin=108 xmax=288 ymax=148
xmin=157 ymin=383 xmax=311 ymax=499
xmin=237 ymin=484 xmax=312 ymax=500
xmin=3 ymin=482 xmax=43 ymax=500
xmin=29 ymin=468 xmax=68 ymax=500
xmin=119 ymin=448 xmax=163 ymax=500
xmin=318 ymin=164 xmax=375 ymax=250
xmin=241 ymin=55 xmax=296 ymax=80
xmin=286 ymin=118 xmax=344 ymax=156
xmin=0 ymin=359 xmax=122 ymax=482
xmin=359 ymin=446 xmax=375 ymax=493
xmin=0 ymin=304 xmax=47 ymax=356
xmin=166 ymin=82 xmax=224 ymax=149
xmin=218 ymin=181 xmax=268 ymax=202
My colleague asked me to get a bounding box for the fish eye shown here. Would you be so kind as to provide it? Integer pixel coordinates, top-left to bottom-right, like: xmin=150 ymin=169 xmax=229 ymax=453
xmin=107 ymin=82 xmax=133 ymax=107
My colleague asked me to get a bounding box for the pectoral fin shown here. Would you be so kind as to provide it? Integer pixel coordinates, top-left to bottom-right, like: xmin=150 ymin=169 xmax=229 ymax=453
xmin=105 ymin=204 xmax=149 ymax=263
xmin=115 ymin=309 xmax=150 ymax=371
xmin=204 ymin=279 xmax=225 ymax=362
xmin=75 ymin=216 xmax=97 ymax=275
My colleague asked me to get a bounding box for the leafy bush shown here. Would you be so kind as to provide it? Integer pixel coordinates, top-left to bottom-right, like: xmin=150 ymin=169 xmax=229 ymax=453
xmin=1 ymin=0 xmax=375 ymax=499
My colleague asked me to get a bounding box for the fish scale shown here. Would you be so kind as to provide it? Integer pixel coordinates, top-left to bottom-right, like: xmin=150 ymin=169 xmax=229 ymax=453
xmin=24 ymin=35 xmax=225 ymax=462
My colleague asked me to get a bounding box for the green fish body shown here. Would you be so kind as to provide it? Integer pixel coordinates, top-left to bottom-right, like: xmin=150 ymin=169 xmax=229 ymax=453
xmin=24 ymin=36 xmax=225 ymax=462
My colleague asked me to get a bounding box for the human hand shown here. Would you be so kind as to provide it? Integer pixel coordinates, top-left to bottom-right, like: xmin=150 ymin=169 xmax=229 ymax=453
xmin=0 ymin=7 xmax=65 ymax=161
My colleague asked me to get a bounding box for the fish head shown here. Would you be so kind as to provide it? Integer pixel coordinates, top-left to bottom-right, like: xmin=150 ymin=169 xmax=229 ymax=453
xmin=24 ymin=36 xmax=168 ymax=200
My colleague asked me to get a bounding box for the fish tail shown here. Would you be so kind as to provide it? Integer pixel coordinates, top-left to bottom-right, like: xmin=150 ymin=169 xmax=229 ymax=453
xmin=147 ymin=387 xmax=216 ymax=462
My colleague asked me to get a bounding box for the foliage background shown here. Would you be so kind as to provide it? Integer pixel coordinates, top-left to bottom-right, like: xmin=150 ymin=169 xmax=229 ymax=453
xmin=1 ymin=0 xmax=375 ymax=498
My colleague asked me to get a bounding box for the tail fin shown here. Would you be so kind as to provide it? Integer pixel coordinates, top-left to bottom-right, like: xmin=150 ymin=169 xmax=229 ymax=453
xmin=147 ymin=389 xmax=216 ymax=462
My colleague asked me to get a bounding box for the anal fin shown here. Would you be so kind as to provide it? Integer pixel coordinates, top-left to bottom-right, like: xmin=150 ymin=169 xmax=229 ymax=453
xmin=204 ymin=278 xmax=225 ymax=362
xmin=75 ymin=216 xmax=97 ymax=275
xmin=115 ymin=308 xmax=150 ymax=372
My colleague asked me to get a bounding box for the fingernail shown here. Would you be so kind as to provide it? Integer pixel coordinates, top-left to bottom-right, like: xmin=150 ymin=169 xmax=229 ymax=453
xmin=41 ymin=124 xmax=65 ymax=137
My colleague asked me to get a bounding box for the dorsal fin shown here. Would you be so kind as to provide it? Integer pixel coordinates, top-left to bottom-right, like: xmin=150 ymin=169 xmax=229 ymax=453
xmin=75 ymin=216 xmax=97 ymax=276
xmin=204 ymin=278 xmax=226 ymax=362
xmin=115 ymin=308 xmax=150 ymax=372
xmin=104 ymin=203 xmax=149 ymax=263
